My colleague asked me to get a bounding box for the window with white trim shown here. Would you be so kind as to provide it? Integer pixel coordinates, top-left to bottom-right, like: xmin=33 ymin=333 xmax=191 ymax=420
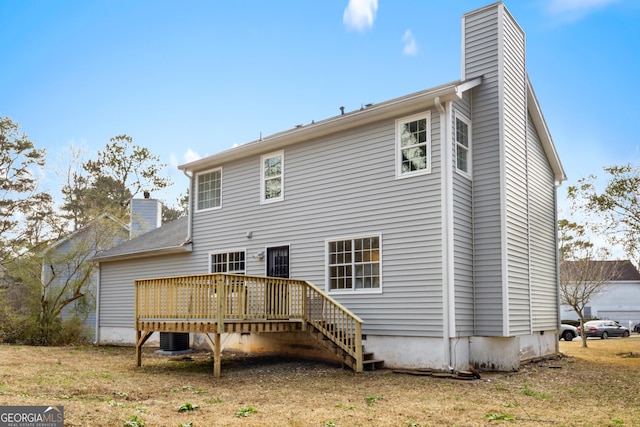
xmin=327 ymin=235 xmax=381 ymax=292
xmin=261 ymin=151 xmax=284 ymax=203
xmin=210 ymin=250 xmax=246 ymax=274
xmin=196 ymin=168 xmax=222 ymax=211
xmin=455 ymin=112 xmax=471 ymax=176
xmin=396 ymin=112 xmax=431 ymax=178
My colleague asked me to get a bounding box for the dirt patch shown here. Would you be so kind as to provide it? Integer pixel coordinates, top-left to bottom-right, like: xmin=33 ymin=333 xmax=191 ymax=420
xmin=0 ymin=338 xmax=639 ymax=426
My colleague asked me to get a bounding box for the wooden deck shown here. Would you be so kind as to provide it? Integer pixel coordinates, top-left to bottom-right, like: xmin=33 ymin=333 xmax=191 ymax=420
xmin=134 ymin=274 xmax=376 ymax=377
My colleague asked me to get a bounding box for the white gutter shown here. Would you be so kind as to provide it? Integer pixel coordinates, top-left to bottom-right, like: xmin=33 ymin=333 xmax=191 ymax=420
xmin=90 ymin=244 xmax=193 ymax=263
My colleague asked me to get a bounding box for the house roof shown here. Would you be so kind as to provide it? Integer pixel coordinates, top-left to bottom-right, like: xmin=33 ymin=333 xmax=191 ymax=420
xmin=90 ymin=216 xmax=191 ymax=262
xmin=43 ymin=213 xmax=129 ymax=255
xmin=178 ymin=78 xmax=482 ymax=173
xmin=560 ymin=260 xmax=640 ymax=281
xmin=178 ymin=76 xmax=565 ymax=184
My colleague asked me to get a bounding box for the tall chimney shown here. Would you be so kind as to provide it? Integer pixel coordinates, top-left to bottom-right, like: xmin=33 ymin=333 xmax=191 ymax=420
xmin=462 ymin=2 xmax=529 ymax=336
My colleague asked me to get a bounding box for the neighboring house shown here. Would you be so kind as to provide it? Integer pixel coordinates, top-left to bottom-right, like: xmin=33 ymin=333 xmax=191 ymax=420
xmin=42 ymin=213 xmax=129 ymax=339
xmin=93 ymin=2 xmax=566 ymax=371
xmin=44 ymin=198 xmax=164 ymax=342
xmin=560 ymin=260 xmax=640 ymax=328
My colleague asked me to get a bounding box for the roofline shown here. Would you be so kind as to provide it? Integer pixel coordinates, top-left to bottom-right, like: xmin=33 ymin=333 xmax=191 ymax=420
xmin=178 ymin=78 xmax=482 ymax=173
xmin=527 ymin=77 xmax=567 ymax=184
xmin=90 ymin=242 xmax=192 ymax=263
xmin=43 ymin=213 xmax=129 ymax=255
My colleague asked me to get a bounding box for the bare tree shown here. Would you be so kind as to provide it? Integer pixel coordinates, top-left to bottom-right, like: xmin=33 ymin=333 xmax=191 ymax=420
xmin=7 ymin=215 xmax=126 ymax=344
xmin=558 ymin=219 xmax=620 ymax=347
xmin=567 ymin=164 xmax=640 ymax=266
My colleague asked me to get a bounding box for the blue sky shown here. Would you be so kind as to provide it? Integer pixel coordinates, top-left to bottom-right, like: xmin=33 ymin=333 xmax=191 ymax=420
xmin=1 ymin=0 xmax=639 ymax=217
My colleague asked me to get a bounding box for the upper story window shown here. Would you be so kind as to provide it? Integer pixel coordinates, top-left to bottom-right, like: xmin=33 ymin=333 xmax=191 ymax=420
xmin=196 ymin=168 xmax=222 ymax=211
xmin=455 ymin=111 xmax=472 ymax=176
xmin=327 ymin=234 xmax=381 ymax=294
xmin=261 ymin=150 xmax=284 ymax=203
xmin=396 ymin=112 xmax=431 ymax=178
xmin=210 ymin=250 xmax=246 ymax=274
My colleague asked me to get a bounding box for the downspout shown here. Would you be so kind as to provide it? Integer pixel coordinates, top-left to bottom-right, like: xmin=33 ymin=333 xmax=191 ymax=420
xmin=554 ymin=181 xmax=562 ymax=354
xmin=182 ymin=170 xmax=193 ymax=243
xmin=435 ymin=96 xmax=455 ymax=371
xmin=94 ymin=262 xmax=101 ymax=345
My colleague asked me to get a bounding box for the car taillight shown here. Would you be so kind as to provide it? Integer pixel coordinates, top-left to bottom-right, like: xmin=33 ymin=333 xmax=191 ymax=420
xmin=589 ymin=327 xmax=598 ymax=331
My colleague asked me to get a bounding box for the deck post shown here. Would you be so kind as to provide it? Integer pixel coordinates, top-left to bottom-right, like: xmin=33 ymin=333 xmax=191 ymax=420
xmin=213 ymin=332 xmax=221 ymax=378
xmin=301 ymin=283 xmax=307 ymax=331
xmin=355 ymin=322 xmax=363 ymax=373
xmin=216 ymin=275 xmax=224 ymax=334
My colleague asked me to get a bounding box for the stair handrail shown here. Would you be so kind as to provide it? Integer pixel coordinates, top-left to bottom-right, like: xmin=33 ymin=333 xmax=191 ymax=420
xmin=300 ymin=280 xmax=363 ymax=372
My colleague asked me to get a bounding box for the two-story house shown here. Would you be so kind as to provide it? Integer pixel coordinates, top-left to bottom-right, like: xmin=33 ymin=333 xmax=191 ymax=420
xmin=92 ymin=2 xmax=566 ymax=372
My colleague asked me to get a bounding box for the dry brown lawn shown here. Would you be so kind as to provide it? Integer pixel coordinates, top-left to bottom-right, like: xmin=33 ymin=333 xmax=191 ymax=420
xmin=1 ymin=336 xmax=639 ymax=426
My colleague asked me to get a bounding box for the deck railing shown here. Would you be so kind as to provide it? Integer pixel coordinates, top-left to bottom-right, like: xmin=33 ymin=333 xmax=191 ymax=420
xmin=134 ymin=273 xmax=363 ymax=371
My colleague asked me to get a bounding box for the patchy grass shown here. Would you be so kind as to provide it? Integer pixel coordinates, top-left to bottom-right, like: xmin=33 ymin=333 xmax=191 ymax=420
xmin=0 ymin=337 xmax=639 ymax=426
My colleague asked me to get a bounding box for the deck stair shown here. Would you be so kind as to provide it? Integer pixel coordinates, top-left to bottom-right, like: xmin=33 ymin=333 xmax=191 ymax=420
xmin=134 ymin=273 xmax=382 ymax=376
xmin=306 ymin=322 xmax=384 ymax=371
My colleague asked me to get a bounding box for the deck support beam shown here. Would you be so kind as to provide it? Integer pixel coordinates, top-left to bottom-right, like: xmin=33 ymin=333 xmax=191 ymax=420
xmin=135 ymin=330 xmax=154 ymax=367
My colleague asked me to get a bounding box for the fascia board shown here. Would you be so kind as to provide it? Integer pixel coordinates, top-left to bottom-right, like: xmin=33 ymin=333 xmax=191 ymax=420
xmin=90 ymin=243 xmax=193 ymax=263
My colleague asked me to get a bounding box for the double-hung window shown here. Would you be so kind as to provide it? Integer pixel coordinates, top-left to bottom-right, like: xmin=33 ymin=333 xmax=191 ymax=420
xmin=455 ymin=111 xmax=472 ymax=176
xmin=396 ymin=112 xmax=431 ymax=178
xmin=196 ymin=168 xmax=222 ymax=211
xmin=210 ymin=250 xmax=246 ymax=274
xmin=327 ymin=235 xmax=381 ymax=293
xmin=261 ymin=150 xmax=284 ymax=203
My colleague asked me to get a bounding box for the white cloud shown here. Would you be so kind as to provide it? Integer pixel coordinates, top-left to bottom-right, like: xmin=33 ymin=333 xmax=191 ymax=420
xmin=402 ymin=30 xmax=417 ymax=56
xmin=183 ymin=149 xmax=201 ymax=163
xmin=343 ymin=0 xmax=378 ymax=32
xmin=549 ymin=0 xmax=620 ymax=15
xmin=169 ymin=153 xmax=179 ymax=169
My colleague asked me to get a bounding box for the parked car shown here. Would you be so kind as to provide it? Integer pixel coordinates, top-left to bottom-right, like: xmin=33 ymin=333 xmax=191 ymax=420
xmin=577 ymin=320 xmax=630 ymax=339
xmin=560 ymin=324 xmax=579 ymax=341
xmin=633 ymin=323 xmax=640 ymax=333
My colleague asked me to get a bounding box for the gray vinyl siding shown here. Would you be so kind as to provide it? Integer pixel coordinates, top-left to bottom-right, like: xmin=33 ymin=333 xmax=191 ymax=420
xmin=99 ymin=253 xmax=195 ymax=328
xmin=464 ymin=4 xmax=504 ymax=336
xmin=190 ymin=112 xmax=445 ymax=337
xmin=501 ymin=9 xmax=531 ymax=336
xmin=527 ymin=113 xmax=558 ymax=330
xmin=452 ymin=95 xmax=474 ymax=336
